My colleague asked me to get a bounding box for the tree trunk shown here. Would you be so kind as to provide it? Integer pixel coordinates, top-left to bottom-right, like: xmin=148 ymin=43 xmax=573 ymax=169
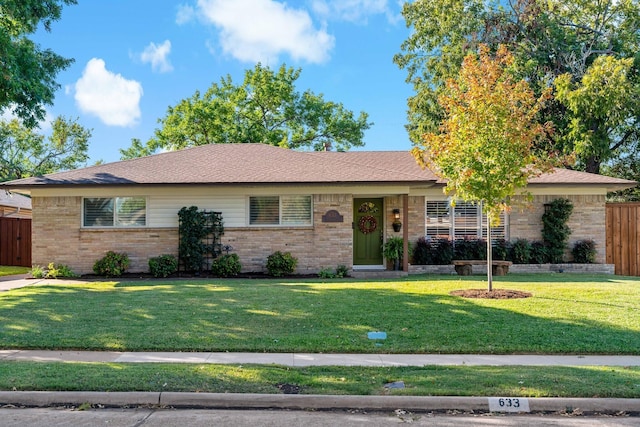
xmin=585 ymin=156 xmax=601 ymax=174
xmin=487 ymin=221 xmax=493 ymax=292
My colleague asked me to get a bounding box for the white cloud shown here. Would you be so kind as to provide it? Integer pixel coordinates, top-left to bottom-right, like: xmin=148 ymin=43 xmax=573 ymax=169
xmin=176 ymin=4 xmax=196 ymax=24
xmin=312 ymin=0 xmax=401 ymax=24
xmin=195 ymin=0 xmax=335 ymax=64
xmin=140 ymin=40 xmax=174 ymax=73
xmin=74 ymin=58 xmax=143 ymax=127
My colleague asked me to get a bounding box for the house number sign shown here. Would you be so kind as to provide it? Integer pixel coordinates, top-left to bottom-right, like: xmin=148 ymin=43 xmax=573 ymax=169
xmin=487 ymin=397 xmax=530 ymax=413
xmin=322 ymin=210 xmax=344 ymax=223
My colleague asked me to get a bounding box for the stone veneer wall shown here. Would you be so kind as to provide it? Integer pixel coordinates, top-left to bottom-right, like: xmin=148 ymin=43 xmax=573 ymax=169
xmin=509 ymin=194 xmax=607 ymax=263
xmin=32 ymin=196 xmax=178 ymax=274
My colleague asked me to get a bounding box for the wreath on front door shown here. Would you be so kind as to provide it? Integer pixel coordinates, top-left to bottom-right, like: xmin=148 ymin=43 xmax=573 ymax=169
xmin=358 ymin=215 xmax=377 ymax=234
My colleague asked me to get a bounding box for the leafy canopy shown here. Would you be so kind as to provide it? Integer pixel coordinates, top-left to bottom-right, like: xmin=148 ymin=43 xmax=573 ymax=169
xmin=395 ymin=0 xmax=640 ymax=174
xmin=413 ymin=45 xmax=553 ymax=224
xmin=121 ymin=63 xmax=371 ymax=159
xmin=0 ymin=0 xmax=77 ymax=128
xmin=555 ymin=56 xmax=640 ymax=173
xmin=0 ymin=117 xmax=91 ymax=182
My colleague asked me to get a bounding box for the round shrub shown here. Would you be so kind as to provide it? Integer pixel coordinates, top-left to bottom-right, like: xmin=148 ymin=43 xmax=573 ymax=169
xmin=149 ymin=254 xmax=178 ymax=278
xmin=212 ymin=253 xmax=242 ymax=277
xmin=266 ymin=251 xmax=297 ymax=277
xmin=93 ymin=251 xmax=130 ymax=277
xmin=572 ymin=240 xmax=596 ymax=263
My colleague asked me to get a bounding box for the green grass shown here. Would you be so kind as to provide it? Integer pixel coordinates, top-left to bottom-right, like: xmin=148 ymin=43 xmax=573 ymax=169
xmin=1 ymin=274 xmax=639 ymax=354
xmin=1 ymin=362 xmax=638 ymax=397
xmin=0 ymin=265 xmax=29 ymax=277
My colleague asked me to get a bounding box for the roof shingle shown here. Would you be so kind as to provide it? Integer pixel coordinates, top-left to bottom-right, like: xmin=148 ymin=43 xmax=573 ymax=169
xmin=0 ymin=143 xmax=635 ymax=191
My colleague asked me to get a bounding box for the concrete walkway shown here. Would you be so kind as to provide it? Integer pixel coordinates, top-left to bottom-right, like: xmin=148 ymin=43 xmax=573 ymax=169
xmin=2 ymin=349 xmax=640 ymax=367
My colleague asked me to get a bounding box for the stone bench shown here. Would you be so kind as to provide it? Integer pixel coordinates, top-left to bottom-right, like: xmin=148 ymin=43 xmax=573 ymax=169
xmin=452 ymin=260 xmax=513 ymax=276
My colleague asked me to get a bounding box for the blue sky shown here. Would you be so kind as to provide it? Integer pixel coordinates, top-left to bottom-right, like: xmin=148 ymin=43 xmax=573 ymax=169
xmin=22 ymin=0 xmax=415 ymax=164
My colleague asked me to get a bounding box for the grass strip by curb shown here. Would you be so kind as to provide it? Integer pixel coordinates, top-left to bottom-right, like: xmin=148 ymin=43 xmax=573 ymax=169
xmin=1 ymin=362 xmax=639 ymax=398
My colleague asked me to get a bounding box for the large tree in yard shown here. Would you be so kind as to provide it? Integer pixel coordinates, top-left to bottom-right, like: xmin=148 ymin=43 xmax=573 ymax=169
xmin=0 ymin=116 xmax=90 ymax=182
xmin=0 ymin=0 xmax=77 ymax=128
xmin=121 ymin=63 xmax=372 ymax=159
xmin=395 ymin=0 xmax=640 ymax=175
xmin=414 ymin=45 xmax=553 ymax=291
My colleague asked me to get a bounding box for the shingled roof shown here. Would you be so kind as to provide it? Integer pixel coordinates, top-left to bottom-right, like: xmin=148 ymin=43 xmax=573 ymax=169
xmin=0 ymin=143 xmax=635 ymax=191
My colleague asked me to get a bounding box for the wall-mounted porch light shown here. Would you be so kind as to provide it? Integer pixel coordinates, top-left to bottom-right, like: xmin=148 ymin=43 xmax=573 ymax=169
xmin=392 ymin=208 xmax=402 ymax=232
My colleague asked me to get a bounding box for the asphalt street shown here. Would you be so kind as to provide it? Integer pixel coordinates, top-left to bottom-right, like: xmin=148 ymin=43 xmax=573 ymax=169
xmin=1 ymin=408 xmax=639 ymax=427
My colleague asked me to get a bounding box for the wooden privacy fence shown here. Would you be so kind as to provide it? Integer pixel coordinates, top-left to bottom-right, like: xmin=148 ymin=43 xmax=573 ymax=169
xmin=0 ymin=217 xmax=32 ymax=267
xmin=606 ymin=203 xmax=640 ymax=276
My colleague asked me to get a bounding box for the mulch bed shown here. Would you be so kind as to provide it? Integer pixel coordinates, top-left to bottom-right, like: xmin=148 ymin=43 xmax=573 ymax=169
xmin=450 ymin=289 xmax=532 ymax=299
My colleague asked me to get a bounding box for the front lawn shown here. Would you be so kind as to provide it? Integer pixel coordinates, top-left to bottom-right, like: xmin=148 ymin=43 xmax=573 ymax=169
xmin=1 ymin=274 xmax=638 ymax=354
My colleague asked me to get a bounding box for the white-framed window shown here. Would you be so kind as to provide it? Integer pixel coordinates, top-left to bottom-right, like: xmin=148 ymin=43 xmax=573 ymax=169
xmin=83 ymin=197 xmax=147 ymax=227
xmin=425 ymin=200 xmax=508 ymax=241
xmin=249 ymin=195 xmax=312 ymax=226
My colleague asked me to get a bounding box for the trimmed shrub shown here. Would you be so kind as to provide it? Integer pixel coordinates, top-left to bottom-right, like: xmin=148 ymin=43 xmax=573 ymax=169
xmin=212 ymin=253 xmax=242 ymax=277
xmin=266 ymin=251 xmax=297 ymax=277
xmin=412 ymin=237 xmax=433 ymax=265
xmin=454 ymin=238 xmax=486 ymax=260
xmin=572 ymin=240 xmax=596 ymax=263
xmin=542 ymin=198 xmax=573 ymax=263
xmin=432 ymin=238 xmax=454 ymax=265
xmin=530 ymin=241 xmax=550 ymax=264
xmin=93 ymin=251 xmax=130 ymax=277
xmin=492 ymin=239 xmax=509 ymax=261
xmin=510 ymin=239 xmax=531 ymax=264
xmin=149 ymin=254 xmax=178 ymax=278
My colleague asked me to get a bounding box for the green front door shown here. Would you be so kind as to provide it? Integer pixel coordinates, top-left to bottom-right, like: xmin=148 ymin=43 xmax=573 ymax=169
xmin=353 ymin=198 xmax=384 ymax=266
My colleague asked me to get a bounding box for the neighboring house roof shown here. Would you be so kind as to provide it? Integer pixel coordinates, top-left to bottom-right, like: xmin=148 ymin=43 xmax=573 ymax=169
xmin=0 ymin=143 xmax=635 ymax=191
xmin=0 ymin=190 xmax=32 ymax=209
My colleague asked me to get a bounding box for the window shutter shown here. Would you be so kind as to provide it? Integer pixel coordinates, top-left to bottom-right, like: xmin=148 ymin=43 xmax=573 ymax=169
xmin=83 ymin=198 xmax=114 ymax=226
xmin=281 ymin=196 xmax=312 ymax=225
xmin=249 ymin=196 xmax=279 ymax=225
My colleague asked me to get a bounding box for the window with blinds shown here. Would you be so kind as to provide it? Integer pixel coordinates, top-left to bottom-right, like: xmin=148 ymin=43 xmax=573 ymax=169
xmin=425 ymin=200 xmax=508 ymax=241
xmin=83 ymin=197 xmax=146 ymax=227
xmin=249 ymin=195 xmax=312 ymax=226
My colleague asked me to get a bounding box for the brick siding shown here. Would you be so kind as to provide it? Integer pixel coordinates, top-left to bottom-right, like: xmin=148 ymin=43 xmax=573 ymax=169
xmin=510 ymin=194 xmax=606 ymax=263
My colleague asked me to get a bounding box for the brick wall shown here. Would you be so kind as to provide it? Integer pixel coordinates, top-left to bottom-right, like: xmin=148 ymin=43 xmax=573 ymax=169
xmin=33 ymin=194 xmax=356 ymax=275
xmin=222 ymin=194 xmax=353 ymax=273
xmin=33 ymin=192 xmax=605 ymax=275
xmin=509 ymin=194 xmax=607 ymax=263
xmin=32 ymin=196 xmax=178 ymax=274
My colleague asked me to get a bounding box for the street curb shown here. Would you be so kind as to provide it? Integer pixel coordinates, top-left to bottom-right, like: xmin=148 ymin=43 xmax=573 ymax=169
xmin=1 ymin=392 xmax=639 ymax=414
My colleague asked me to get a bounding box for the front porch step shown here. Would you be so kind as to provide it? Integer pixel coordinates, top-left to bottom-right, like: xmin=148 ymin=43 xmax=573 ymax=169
xmin=350 ymin=270 xmax=408 ymax=279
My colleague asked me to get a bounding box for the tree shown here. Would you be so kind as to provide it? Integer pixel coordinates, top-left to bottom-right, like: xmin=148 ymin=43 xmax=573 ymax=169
xmin=555 ymin=56 xmax=640 ymax=174
xmin=395 ymin=0 xmax=640 ymax=173
xmin=0 ymin=117 xmax=91 ymax=181
xmin=121 ymin=63 xmax=371 ymax=159
xmin=414 ymin=45 xmax=553 ymax=290
xmin=0 ymin=0 xmax=77 ymax=128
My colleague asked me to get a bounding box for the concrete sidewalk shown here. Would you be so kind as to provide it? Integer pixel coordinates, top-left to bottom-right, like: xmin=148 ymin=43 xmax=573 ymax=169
xmin=2 ymin=349 xmax=640 ymax=367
